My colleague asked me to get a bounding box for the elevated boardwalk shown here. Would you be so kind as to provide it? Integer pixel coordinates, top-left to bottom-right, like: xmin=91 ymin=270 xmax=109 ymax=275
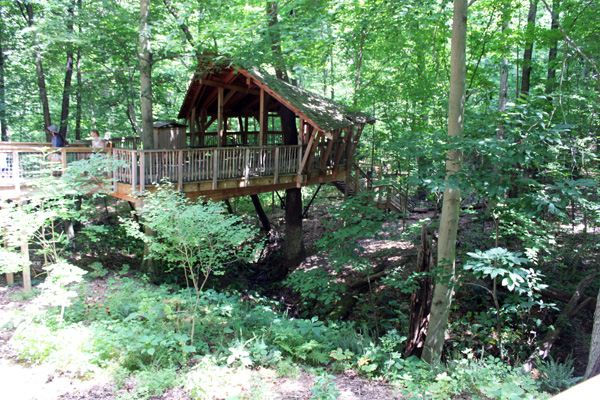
xmin=0 ymin=143 xmax=347 ymax=203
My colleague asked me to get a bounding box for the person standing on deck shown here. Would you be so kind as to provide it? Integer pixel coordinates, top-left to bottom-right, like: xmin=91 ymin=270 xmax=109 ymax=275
xmin=91 ymin=129 xmax=106 ymax=149
xmin=47 ymin=124 xmax=65 ymax=163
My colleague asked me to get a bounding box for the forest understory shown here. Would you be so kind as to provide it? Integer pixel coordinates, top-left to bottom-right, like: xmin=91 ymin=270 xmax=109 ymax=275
xmin=1 ymin=191 xmax=597 ymax=399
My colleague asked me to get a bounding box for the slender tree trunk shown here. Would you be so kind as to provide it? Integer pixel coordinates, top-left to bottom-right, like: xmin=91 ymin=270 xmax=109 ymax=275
xmin=75 ymin=0 xmax=83 ymax=140
xmin=498 ymin=16 xmax=510 ymax=139
xmin=422 ymin=0 xmax=467 ymax=365
xmin=520 ymin=0 xmax=539 ymax=99
xmin=545 ymin=0 xmax=560 ymax=99
xmin=59 ymin=6 xmax=74 ymax=140
xmin=0 ymin=31 xmax=7 ymax=141
xmin=75 ymin=48 xmax=82 ymax=140
xmin=21 ymin=3 xmax=52 ymax=139
xmin=250 ymin=194 xmax=271 ymax=233
xmin=139 ymin=0 xmax=154 ymax=149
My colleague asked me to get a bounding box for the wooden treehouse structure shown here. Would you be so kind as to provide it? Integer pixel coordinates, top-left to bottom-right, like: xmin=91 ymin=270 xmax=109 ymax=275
xmin=0 ymin=65 xmax=409 ymax=212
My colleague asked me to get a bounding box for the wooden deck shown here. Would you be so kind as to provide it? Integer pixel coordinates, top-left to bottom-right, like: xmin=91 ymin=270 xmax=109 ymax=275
xmin=0 ymin=144 xmax=348 ymax=202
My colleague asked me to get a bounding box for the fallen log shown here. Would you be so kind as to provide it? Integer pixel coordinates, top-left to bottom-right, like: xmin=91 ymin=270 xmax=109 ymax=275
xmin=523 ymin=273 xmax=597 ymax=372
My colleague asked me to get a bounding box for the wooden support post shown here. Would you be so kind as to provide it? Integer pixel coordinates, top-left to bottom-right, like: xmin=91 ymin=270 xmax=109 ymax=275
xmin=243 ymin=116 xmax=249 ymax=146
xmin=113 ymin=150 xmax=119 ymax=192
xmin=299 ymin=129 xmax=318 ymax=174
xmin=140 ymin=152 xmax=145 ymax=195
xmin=3 ymin=235 xmax=13 ymax=285
xmin=345 ymin=126 xmax=355 ymax=200
xmin=21 ymin=239 xmax=31 ymax=292
xmin=190 ymin=108 xmax=196 ymax=147
xmin=217 ymin=87 xmax=224 ymax=147
xmin=131 ymin=151 xmax=137 ymax=196
xmin=274 ymin=147 xmax=280 ymax=184
xmin=305 ymin=131 xmax=323 ymax=175
xmin=259 ymin=88 xmax=268 ymax=147
xmin=212 ymin=149 xmax=218 ymax=190
xmin=200 ymin=109 xmax=207 ymax=147
xmin=178 ymin=150 xmax=183 ymax=191
xmin=244 ymin=148 xmax=250 ymax=186
xmin=61 ymin=148 xmax=67 ymax=173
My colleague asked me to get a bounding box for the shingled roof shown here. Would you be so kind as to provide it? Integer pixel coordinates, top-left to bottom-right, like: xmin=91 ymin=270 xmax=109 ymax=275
xmin=178 ymin=65 xmax=374 ymax=133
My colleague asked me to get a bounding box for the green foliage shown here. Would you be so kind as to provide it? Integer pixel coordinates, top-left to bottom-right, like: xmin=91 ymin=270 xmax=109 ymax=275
xmin=538 ymin=355 xmax=581 ymax=394
xmin=310 ymin=373 xmax=340 ymax=400
xmin=38 ymin=261 xmax=87 ymax=319
xmin=284 ymin=191 xmax=389 ymax=311
xmin=464 ymin=248 xmax=543 ymax=294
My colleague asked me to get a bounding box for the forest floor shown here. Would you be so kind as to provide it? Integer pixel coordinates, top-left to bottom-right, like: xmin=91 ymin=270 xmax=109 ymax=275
xmin=0 ymin=195 xmax=426 ymax=400
xmin=0 ymin=192 xmax=594 ymax=399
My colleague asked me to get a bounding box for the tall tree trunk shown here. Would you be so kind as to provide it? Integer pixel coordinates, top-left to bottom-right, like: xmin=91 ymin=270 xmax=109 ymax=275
xmin=498 ymin=14 xmax=510 ymax=140
xmin=75 ymin=0 xmax=83 ymax=140
xmin=20 ymin=2 xmax=52 ymax=140
xmin=0 ymin=30 xmax=8 ymax=141
xmin=520 ymin=0 xmax=539 ymax=99
xmin=75 ymin=48 xmax=82 ymax=140
xmin=545 ymin=0 xmax=560 ymax=99
xmin=267 ymin=1 xmax=304 ymax=272
xmin=422 ymin=0 xmax=467 ymax=365
xmin=139 ymin=0 xmax=154 ymax=149
xmin=59 ymin=5 xmax=75 ymax=140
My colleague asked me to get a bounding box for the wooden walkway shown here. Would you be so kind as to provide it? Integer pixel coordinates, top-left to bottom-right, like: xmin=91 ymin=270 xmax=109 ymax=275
xmin=0 ymin=144 xmax=348 ymax=202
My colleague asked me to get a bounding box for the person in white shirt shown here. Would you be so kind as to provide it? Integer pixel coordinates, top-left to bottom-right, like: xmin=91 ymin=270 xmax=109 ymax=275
xmin=91 ymin=129 xmax=106 ymax=148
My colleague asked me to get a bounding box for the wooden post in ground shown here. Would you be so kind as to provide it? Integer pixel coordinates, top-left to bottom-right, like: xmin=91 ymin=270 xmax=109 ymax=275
xmin=21 ymin=239 xmax=31 ymax=292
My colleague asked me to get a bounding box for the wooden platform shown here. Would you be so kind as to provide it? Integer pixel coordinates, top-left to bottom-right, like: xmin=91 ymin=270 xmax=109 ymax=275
xmin=0 ymin=144 xmax=348 ymax=203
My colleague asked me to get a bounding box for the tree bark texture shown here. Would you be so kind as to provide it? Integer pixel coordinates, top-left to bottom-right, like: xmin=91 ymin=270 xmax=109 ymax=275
xmin=545 ymin=0 xmax=560 ymax=98
xmin=405 ymin=224 xmax=434 ymax=358
xmin=585 ymin=286 xmax=600 ymax=379
xmin=520 ymin=0 xmax=539 ymax=98
xmin=422 ymin=0 xmax=467 ymax=365
xmin=139 ymin=0 xmax=154 ymax=149
xmin=250 ymin=194 xmax=271 ymax=234
xmin=58 ymin=6 xmax=75 ymax=140
xmin=21 ymin=3 xmax=52 ymax=140
xmin=0 ymin=32 xmax=7 ymax=141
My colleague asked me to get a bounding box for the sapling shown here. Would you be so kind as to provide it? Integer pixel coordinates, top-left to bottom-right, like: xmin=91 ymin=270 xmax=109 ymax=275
xmin=122 ymin=183 xmax=260 ymax=344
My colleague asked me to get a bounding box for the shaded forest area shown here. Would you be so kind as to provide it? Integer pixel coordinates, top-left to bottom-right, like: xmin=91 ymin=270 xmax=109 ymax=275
xmin=1 ymin=0 xmax=600 ymax=398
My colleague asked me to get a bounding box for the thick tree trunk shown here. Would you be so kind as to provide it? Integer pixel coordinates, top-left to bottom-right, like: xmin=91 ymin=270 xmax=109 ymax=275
xmin=0 ymin=33 xmax=7 ymax=141
xmin=405 ymin=224 xmax=434 ymax=358
xmin=585 ymin=287 xmax=600 ymax=380
xmin=520 ymin=0 xmax=539 ymax=99
xmin=422 ymin=0 xmax=467 ymax=365
xmin=139 ymin=0 xmax=154 ymax=149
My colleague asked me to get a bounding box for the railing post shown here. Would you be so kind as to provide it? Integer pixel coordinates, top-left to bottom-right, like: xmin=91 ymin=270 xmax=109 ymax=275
xmin=140 ymin=151 xmax=145 ymax=195
xmin=113 ymin=149 xmax=118 ymax=193
xmin=131 ymin=150 xmax=137 ymax=196
xmin=12 ymin=150 xmax=20 ymax=196
xmin=61 ymin=148 xmax=67 ymax=174
xmin=212 ymin=149 xmax=218 ymax=190
xmin=178 ymin=150 xmax=183 ymax=191
xmin=244 ymin=148 xmax=250 ymax=186
xmin=274 ymin=147 xmax=279 ymax=184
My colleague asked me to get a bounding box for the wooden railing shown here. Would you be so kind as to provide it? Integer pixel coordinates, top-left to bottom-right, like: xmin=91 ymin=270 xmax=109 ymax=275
xmin=346 ymin=162 xmax=407 ymax=214
xmin=111 ymin=145 xmax=302 ymax=194
xmin=0 ymin=147 xmax=111 ymax=196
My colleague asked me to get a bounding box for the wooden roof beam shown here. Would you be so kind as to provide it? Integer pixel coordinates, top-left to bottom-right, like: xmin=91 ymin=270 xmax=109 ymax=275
xmin=197 ymin=79 xmax=260 ymax=96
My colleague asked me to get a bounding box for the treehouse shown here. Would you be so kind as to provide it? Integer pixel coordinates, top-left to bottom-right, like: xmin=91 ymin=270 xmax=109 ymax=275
xmin=0 ymin=65 xmax=376 ymax=204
